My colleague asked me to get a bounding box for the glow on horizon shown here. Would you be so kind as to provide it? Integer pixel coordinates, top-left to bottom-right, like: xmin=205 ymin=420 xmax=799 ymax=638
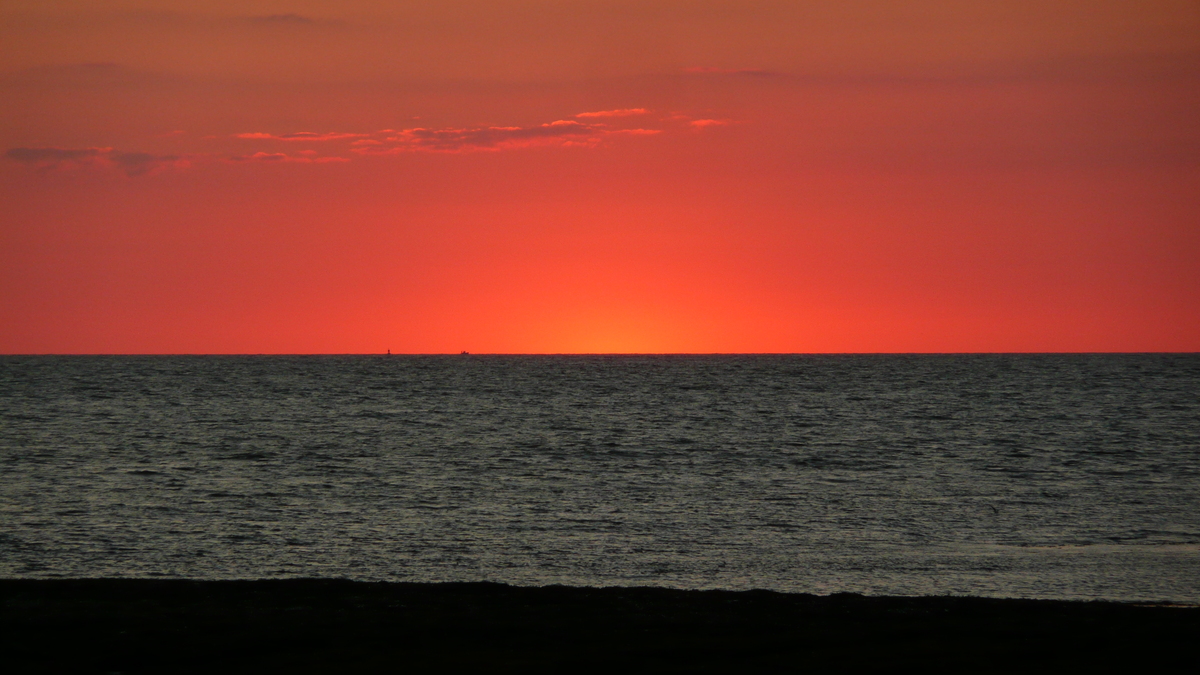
xmin=1 ymin=1 xmax=1198 ymax=354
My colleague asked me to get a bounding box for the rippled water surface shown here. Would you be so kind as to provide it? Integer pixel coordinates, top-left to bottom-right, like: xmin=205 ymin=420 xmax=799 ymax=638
xmin=2 ymin=355 xmax=1197 ymax=601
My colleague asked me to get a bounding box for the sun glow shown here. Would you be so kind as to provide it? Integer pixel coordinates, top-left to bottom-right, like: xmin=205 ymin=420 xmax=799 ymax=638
xmin=547 ymin=311 xmax=690 ymax=355
xmin=1 ymin=1 xmax=1197 ymax=353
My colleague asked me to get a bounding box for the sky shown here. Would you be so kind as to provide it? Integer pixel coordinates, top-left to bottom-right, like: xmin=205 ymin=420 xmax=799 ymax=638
xmin=2 ymin=0 xmax=1198 ymax=354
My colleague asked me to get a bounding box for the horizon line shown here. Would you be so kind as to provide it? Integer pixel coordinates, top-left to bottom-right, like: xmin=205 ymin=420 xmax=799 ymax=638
xmin=2 ymin=351 xmax=1196 ymax=357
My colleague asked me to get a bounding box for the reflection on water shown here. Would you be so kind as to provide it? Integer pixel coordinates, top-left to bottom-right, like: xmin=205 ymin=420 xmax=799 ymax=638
xmin=1 ymin=354 xmax=1197 ymax=601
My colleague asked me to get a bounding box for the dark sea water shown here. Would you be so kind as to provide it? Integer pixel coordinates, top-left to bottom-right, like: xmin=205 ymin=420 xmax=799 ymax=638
xmin=1 ymin=355 xmax=1197 ymax=601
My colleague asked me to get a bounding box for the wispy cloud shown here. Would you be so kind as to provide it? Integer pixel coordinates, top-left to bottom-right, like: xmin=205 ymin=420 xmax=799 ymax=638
xmin=108 ymin=150 xmax=186 ymax=176
xmin=575 ymin=108 xmax=649 ymax=118
xmin=5 ymin=146 xmax=187 ymax=176
xmin=234 ymin=13 xmax=347 ymax=30
xmin=245 ymin=14 xmax=317 ymax=25
xmin=684 ymin=67 xmax=775 ymax=76
xmin=9 ymin=108 xmax=673 ymax=174
xmin=351 ymin=111 xmax=673 ymax=154
xmin=235 ymin=132 xmax=368 ymax=142
xmin=228 ymin=151 xmax=348 ymax=163
xmin=689 ymin=119 xmax=731 ymax=129
xmin=6 ymin=147 xmax=108 ymax=164
xmin=362 ymin=120 xmax=606 ymax=153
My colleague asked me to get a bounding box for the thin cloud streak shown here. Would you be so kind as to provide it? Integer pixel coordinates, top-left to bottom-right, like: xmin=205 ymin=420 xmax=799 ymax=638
xmin=235 ymin=132 xmax=368 ymax=142
xmin=6 ymin=147 xmax=108 ymax=164
xmin=228 ymin=151 xmax=349 ymax=163
xmin=576 ymin=108 xmax=649 ymax=118
xmin=356 ymin=112 xmax=665 ymax=153
xmin=684 ymin=67 xmax=776 ymax=75
xmin=5 ymin=146 xmax=187 ymax=176
xmin=246 ymin=14 xmax=317 ymax=25
xmin=234 ymin=13 xmax=348 ymax=29
xmin=363 ymin=120 xmax=605 ymax=153
xmin=109 ymin=150 xmax=186 ymax=176
xmin=9 ymin=109 xmax=668 ymax=173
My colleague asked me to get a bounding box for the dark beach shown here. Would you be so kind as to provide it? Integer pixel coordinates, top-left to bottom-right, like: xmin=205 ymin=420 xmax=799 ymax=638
xmin=3 ymin=579 xmax=1196 ymax=673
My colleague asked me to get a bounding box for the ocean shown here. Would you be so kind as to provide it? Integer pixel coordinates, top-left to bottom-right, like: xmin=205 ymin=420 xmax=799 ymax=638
xmin=1 ymin=354 xmax=1197 ymax=601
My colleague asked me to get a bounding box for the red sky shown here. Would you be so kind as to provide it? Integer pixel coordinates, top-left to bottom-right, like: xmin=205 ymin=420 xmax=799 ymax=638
xmin=2 ymin=0 xmax=1198 ymax=353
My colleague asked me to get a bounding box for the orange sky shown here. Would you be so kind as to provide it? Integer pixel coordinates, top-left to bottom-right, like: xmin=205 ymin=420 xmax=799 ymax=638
xmin=2 ymin=1 xmax=1198 ymax=353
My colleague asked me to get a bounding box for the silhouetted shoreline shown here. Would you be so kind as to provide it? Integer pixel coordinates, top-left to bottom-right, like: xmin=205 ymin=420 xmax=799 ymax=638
xmin=3 ymin=579 xmax=1196 ymax=673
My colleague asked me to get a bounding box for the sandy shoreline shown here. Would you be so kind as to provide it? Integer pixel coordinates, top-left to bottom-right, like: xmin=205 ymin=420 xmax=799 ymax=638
xmin=3 ymin=579 xmax=1196 ymax=673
